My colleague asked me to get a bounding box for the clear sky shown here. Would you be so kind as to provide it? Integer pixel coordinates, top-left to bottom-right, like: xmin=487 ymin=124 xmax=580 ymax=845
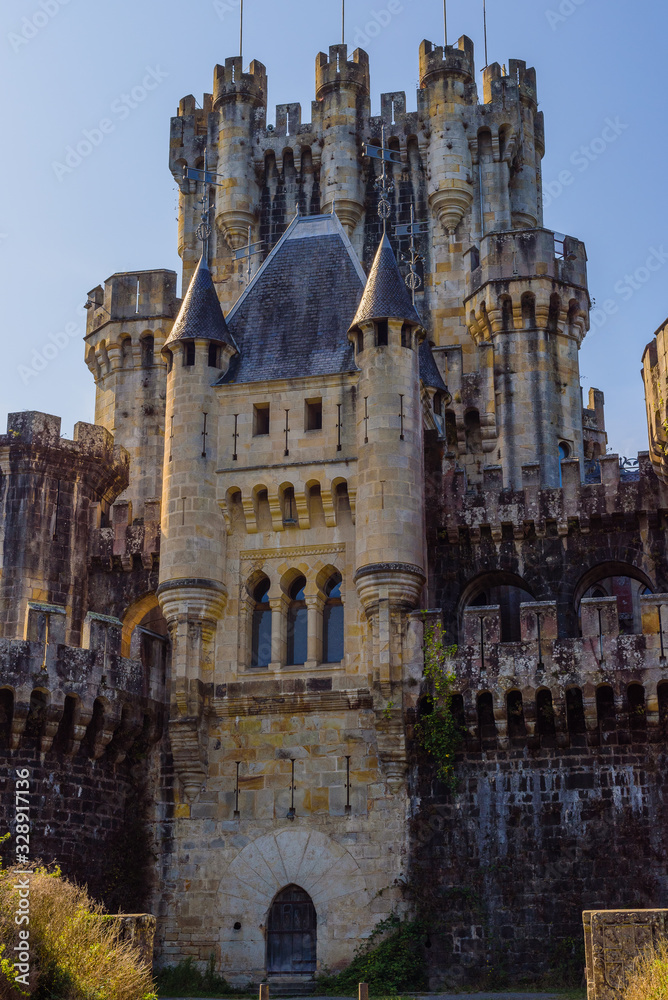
xmin=0 ymin=0 xmax=664 ymax=458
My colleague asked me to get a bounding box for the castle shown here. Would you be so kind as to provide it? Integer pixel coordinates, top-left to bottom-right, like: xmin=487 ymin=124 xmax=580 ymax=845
xmin=2 ymin=24 xmax=668 ymax=989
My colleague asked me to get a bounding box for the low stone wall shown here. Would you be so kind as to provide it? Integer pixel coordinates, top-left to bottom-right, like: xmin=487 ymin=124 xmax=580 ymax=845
xmin=111 ymin=913 xmax=157 ymax=968
xmin=583 ymin=909 xmax=668 ymax=999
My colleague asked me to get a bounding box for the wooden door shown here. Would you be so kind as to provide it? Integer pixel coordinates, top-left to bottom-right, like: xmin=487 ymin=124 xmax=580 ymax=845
xmin=267 ymin=885 xmax=317 ymax=974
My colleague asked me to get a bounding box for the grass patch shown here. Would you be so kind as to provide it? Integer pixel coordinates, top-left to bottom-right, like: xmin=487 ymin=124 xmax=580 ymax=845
xmin=623 ymin=938 xmax=668 ymax=999
xmin=155 ymin=957 xmax=248 ymax=998
xmin=315 ymin=916 xmax=427 ymax=996
xmin=0 ymin=860 xmax=156 ymax=1000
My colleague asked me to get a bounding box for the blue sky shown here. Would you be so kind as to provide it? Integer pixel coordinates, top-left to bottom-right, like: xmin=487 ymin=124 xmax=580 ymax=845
xmin=0 ymin=0 xmax=663 ymax=458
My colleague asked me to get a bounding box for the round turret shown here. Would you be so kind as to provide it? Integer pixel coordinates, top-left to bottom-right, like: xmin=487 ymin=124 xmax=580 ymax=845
xmin=348 ymin=236 xmax=426 ymax=617
xmin=419 ymin=36 xmax=477 ymax=239
xmin=315 ymin=45 xmax=370 ymax=237
xmin=213 ymin=57 xmax=267 ymax=250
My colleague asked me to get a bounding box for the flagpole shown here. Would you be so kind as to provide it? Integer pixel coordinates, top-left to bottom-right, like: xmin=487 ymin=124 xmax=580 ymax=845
xmin=443 ymin=0 xmax=447 ymax=47
xmin=342 ymin=0 xmax=345 ymax=45
xmin=240 ymin=0 xmax=244 ymax=59
xmin=483 ymin=0 xmax=488 ymax=68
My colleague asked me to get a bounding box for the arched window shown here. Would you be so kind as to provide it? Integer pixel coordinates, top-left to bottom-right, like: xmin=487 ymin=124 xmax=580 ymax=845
xmin=251 ymin=578 xmax=272 ymax=668
xmin=501 ymin=296 xmax=513 ymax=332
xmin=286 ymin=576 xmax=308 ymax=666
xmin=521 ymin=293 xmax=536 ymax=329
xmin=477 ymin=692 xmax=496 ymax=743
xmin=596 ymin=685 xmax=616 ymax=740
xmin=507 ymin=690 xmax=526 ymax=742
xmin=566 ymin=687 xmax=587 ymax=742
xmin=141 ymin=336 xmax=154 ymax=368
xmin=627 ymin=684 xmax=647 ymax=735
xmin=536 ymin=689 xmax=556 ymax=743
xmin=323 ymin=573 xmax=343 ymax=664
xmin=465 ymin=573 xmax=534 ymax=643
xmin=558 ymin=442 xmax=570 ymax=486
xmin=121 ymin=338 xmax=133 ymax=367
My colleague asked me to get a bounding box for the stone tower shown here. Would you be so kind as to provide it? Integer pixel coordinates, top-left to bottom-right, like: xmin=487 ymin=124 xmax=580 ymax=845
xmin=84 ymin=268 xmax=178 ymax=517
xmin=349 ymin=235 xmax=427 ymax=785
xmin=157 ymin=254 xmax=235 ymax=801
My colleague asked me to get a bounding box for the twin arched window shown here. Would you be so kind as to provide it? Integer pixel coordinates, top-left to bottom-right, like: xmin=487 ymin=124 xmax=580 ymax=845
xmin=249 ymin=571 xmax=344 ymax=669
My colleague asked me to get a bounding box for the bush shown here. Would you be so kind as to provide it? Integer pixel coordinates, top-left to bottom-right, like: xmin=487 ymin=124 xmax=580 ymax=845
xmin=623 ymin=939 xmax=668 ymax=1000
xmin=315 ymin=916 xmax=427 ymax=996
xmin=0 ymin=862 xmax=156 ymax=1000
xmin=154 ymin=956 xmax=242 ymax=998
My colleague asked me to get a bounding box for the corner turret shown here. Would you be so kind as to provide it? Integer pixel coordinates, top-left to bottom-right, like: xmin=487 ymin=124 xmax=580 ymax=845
xmin=84 ymin=268 xmax=178 ymax=519
xmin=159 ymin=256 xmax=231 ymax=802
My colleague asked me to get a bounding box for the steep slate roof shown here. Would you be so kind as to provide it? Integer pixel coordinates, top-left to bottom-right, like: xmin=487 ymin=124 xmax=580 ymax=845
xmin=419 ymin=340 xmax=448 ymax=392
xmin=218 ymin=214 xmax=366 ymax=385
xmin=349 ymin=234 xmax=422 ymax=331
xmin=164 ymin=253 xmax=234 ymax=348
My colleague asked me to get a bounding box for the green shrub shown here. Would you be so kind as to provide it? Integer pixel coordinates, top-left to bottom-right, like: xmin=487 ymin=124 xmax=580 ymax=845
xmin=315 ymin=916 xmax=427 ymax=996
xmin=155 ymin=956 xmax=244 ymax=998
xmin=0 ymin=861 xmax=156 ymax=1000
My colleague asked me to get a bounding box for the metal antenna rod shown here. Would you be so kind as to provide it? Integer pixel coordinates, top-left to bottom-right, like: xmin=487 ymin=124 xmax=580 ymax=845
xmin=483 ymin=0 xmax=488 ymax=68
xmin=240 ymin=0 xmax=244 ymax=59
xmin=443 ymin=0 xmax=447 ymax=47
xmin=342 ymin=0 xmax=345 ymax=45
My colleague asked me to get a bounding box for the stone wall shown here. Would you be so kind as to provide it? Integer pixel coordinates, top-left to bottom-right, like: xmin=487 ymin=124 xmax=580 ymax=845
xmin=410 ymin=743 xmax=668 ymax=987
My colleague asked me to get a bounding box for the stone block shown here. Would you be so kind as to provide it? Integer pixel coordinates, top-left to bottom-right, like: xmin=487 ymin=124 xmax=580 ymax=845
xmin=519 ymin=601 xmax=558 ymax=642
xmin=581 ymin=597 xmax=619 ymax=638
xmin=583 ymin=909 xmax=668 ymax=999
xmin=463 ymin=606 xmax=501 ymax=645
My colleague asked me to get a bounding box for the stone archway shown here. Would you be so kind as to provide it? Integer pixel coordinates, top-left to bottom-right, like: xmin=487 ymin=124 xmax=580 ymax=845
xmin=218 ymin=829 xmax=368 ymax=980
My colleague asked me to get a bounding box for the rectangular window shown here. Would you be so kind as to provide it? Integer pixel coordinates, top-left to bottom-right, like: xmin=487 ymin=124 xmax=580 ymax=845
xmin=375 ymin=319 xmax=388 ymax=347
xmin=183 ymin=342 xmax=196 ymax=367
xmin=208 ymin=344 xmax=221 ymax=368
xmin=253 ymin=403 xmax=270 ymax=436
xmin=401 ymin=324 xmax=412 ymax=349
xmin=305 ymin=398 xmax=323 ymax=431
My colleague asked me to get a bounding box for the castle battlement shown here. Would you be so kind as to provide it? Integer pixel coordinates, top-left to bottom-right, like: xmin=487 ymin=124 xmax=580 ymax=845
xmin=419 ymin=35 xmax=476 ymax=88
xmin=440 ymin=453 xmax=664 ymax=539
xmin=89 ymin=498 xmax=160 ymax=571
xmin=0 ymin=636 xmax=164 ymax=759
xmin=213 ymin=57 xmax=267 ymax=109
xmin=421 ymin=594 xmax=668 ymax=752
xmin=315 ymin=44 xmax=370 ymax=100
xmin=86 ymin=269 xmax=178 ymax=336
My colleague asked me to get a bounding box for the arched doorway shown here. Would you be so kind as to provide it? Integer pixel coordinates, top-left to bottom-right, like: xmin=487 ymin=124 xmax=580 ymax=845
xmin=267 ymin=885 xmax=316 ymax=976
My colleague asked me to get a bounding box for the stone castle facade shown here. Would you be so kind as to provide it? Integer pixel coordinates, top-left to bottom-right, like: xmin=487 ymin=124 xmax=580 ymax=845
xmin=1 ymin=26 xmax=668 ymax=988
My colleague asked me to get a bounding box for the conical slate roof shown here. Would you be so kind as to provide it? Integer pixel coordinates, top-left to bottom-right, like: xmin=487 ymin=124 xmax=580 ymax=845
xmin=164 ymin=254 xmax=232 ymax=347
xmin=349 ymin=234 xmax=422 ymax=332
